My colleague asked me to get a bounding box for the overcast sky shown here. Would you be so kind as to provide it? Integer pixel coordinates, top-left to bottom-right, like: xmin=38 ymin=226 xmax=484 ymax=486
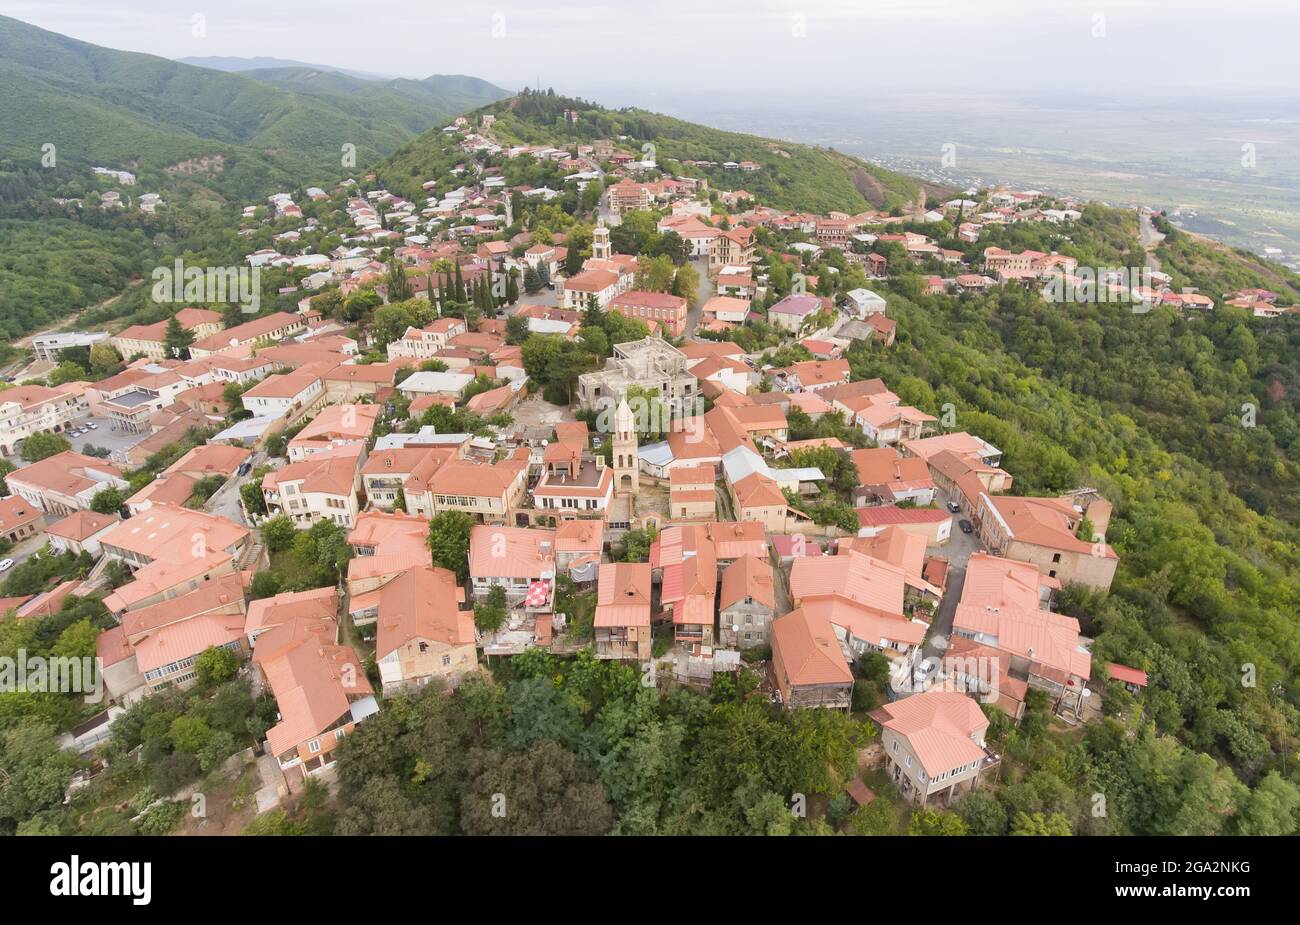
xmin=2 ymin=0 xmax=1297 ymax=103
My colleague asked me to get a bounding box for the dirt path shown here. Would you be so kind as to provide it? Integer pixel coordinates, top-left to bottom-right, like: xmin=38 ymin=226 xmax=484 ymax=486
xmin=14 ymin=292 xmax=127 ymax=347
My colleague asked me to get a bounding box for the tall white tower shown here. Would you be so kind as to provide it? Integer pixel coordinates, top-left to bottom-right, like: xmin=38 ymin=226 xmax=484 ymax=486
xmin=612 ymin=397 xmax=639 ymax=494
xmin=592 ymin=216 xmax=611 ymax=261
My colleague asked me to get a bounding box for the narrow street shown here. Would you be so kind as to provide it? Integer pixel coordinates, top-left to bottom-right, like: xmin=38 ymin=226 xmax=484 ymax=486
xmin=682 ymin=255 xmax=713 ymax=339
xmin=923 ymin=565 xmax=965 ymax=663
xmin=205 ymin=450 xmax=271 ymax=526
xmin=1138 ymin=210 xmax=1165 ymax=271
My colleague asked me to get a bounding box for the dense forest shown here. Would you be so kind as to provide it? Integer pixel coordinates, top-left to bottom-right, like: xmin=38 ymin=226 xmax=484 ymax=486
xmin=0 ymin=14 xmax=509 ymax=193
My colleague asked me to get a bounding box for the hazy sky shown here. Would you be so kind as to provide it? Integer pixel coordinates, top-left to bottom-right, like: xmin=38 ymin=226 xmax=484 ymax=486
xmin=2 ymin=0 xmax=1297 ymax=104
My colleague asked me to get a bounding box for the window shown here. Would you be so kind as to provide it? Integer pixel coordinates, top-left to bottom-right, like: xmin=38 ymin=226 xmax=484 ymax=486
xmin=308 ymin=739 xmax=321 ymax=754
xmin=442 ymin=655 xmax=451 ymax=667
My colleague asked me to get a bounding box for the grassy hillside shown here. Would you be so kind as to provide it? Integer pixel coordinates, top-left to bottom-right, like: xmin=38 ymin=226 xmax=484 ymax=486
xmin=0 ymin=14 xmax=508 ymax=197
xmin=1154 ymin=218 xmax=1300 ymax=303
xmin=240 ymin=68 xmax=509 ymax=136
xmin=474 ymin=90 xmax=925 ymax=214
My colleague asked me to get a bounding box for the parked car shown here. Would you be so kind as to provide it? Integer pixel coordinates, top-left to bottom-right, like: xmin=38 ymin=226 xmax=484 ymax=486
xmin=959 ymin=519 xmax=974 ymax=534
xmin=237 ymin=461 xmax=252 ymax=477
xmin=86 ymin=422 xmax=98 ymax=429
xmin=0 ymin=559 xmax=14 ymax=572
xmin=946 ymin=501 xmax=961 ymax=513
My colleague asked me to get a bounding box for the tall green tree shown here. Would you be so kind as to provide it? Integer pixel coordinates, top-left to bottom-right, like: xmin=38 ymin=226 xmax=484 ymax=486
xmin=427 ymin=510 xmax=474 ymax=581
xmin=164 ymin=315 xmax=193 ymax=360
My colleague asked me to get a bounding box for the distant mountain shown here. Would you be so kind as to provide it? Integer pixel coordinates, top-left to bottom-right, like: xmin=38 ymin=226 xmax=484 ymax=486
xmin=0 ymin=14 xmax=511 ymax=199
xmin=178 ymin=55 xmax=393 ymax=80
xmin=243 ymin=68 xmax=513 ymax=135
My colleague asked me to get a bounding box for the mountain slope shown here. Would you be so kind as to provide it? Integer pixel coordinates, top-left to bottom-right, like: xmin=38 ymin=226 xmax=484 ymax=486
xmin=0 ymin=14 xmax=509 ymax=196
xmin=442 ymin=90 xmax=928 ymax=214
xmin=243 ymin=68 xmax=511 ymax=136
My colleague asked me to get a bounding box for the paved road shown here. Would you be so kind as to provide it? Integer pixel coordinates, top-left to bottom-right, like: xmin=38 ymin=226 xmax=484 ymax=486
xmin=205 ymin=450 xmax=271 ymax=526
xmin=928 ymin=487 xmax=982 ymax=567
xmin=3 ymin=532 xmax=48 ymax=571
xmin=1138 ymin=210 xmax=1165 ymax=271
xmin=923 ymin=564 xmax=965 ymax=663
xmin=683 ymin=256 xmax=713 ymax=339
xmin=918 ymin=485 xmax=984 ymax=664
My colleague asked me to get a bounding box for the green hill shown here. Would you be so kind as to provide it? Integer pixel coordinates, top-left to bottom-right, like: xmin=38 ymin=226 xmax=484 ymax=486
xmin=0 ymin=14 xmax=510 ymax=198
xmin=379 ymin=89 xmax=927 ymax=214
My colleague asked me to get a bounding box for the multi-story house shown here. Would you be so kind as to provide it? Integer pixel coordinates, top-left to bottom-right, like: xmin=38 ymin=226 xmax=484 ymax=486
xmin=533 ymin=435 xmax=614 ymax=515
xmin=871 ymin=690 xmax=998 ymax=806
xmin=608 ymin=290 xmax=690 ymax=337
xmin=951 ymin=552 xmax=1093 ymax=718
xmin=360 ymin=447 xmax=445 ymax=510
xmin=707 ymin=226 xmax=754 ymax=276
xmin=413 ymin=456 xmax=528 ymax=525
xmin=789 ymin=550 xmax=926 ymax=662
xmin=385 ymin=317 xmax=468 ymax=362
xmin=287 ymin=403 xmax=380 ymax=461
xmin=111 ymin=308 xmax=224 ymax=360
xmin=250 ymin=597 xmax=376 ymax=786
xmin=468 ymin=525 xmax=557 ymax=607
xmin=718 ymin=553 xmax=776 ymax=648
xmin=188 ymin=311 xmax=306 ymax=358
xmin=0 ymin=384 xmax=89 ymax=458
xmin=607 ymin=178 xmax=652 ymax=214
xmin=560 ymin=268 xmax=623 ymax=310
xmin=850 ymin=447 xmax=936 ymax=507
xmin=0 ymin=495 xmax=44 ymax=546
xmin=975 ymin=493 xmax=1118 ymax=591
xmin=344 ymin=510 xmax=432 ymax=624
xmin=925 ymin=448 xmax=1013 ymax=517
xmin=240 ymin=372 xmax=325 ymax=420
xmin=118 ymin=571 xmax=250 ymax=692
xmin=375 ymin=565 xmax=478 ymax=695
xmin=666 ymin=540 xmax=717 ymax=648
xmin=100 ymin=504 xmax=255 ymax=615
xmin=767 ymin=294 xmax=826 ymax=334
xmin=668 ymin=464 xmax=717 ymax=520
xmin=770 ymin=606 xmax=853 ymax=709
xmin=6 ymin=451 xmax=129 ymax=516
xmin=262 ymin=444 xmax=365 ymax=529
xmin=593 ymin=562 xmax=652 ymax=660
xmin=44 ymin=510 xmax=119 ymax=557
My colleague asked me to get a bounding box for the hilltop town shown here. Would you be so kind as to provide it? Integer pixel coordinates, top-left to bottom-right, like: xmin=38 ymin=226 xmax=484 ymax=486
xmin=2 ymin=88 xmax=1298 ymax=840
